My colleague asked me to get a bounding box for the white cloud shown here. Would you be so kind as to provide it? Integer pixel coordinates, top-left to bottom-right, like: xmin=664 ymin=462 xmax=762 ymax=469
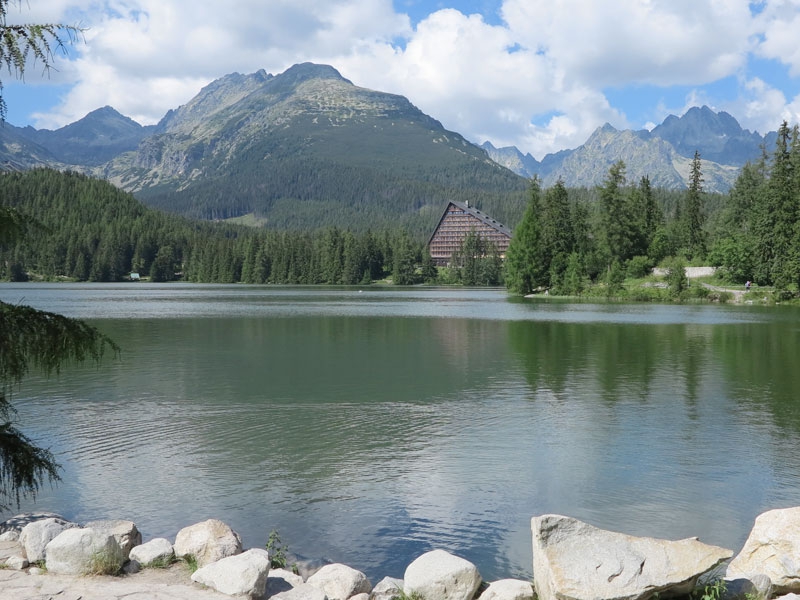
xmin=15 ymin=0 xmax=800 ymax=157
xmin=754 ymin=0 xmax=800 ymax=76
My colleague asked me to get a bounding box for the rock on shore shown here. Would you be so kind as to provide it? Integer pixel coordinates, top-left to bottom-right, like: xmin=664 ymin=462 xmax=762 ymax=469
xmin=2 ymin=507 xmax=800 ymax=600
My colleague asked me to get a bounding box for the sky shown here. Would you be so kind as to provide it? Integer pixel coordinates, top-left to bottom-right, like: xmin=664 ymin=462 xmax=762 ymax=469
xmin=3 ymin=0 xmax=800 ymax=159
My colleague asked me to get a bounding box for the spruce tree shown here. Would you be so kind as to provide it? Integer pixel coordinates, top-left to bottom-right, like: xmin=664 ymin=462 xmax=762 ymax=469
xmin=681 ymin=151 xmax=707 ymax=260
xmin=505 ymin=178 xmax=545 ymax=294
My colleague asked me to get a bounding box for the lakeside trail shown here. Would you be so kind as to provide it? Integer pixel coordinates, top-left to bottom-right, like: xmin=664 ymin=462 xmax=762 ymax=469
xmin=699 ymin=282 xmax=748 ymax=303
xmin=0 ymin=564 xmax=230 ymax=600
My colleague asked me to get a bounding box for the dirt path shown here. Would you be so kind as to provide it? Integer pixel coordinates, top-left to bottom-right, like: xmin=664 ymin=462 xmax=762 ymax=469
xmin=700 ymin=282 xmax=748 ymax=303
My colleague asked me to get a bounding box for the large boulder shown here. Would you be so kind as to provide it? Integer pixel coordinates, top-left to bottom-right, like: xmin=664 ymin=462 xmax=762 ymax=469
xmin=173 ymin=519 xmax=242 ymax=567
xmin=44 ymin=527 xmax=124 ymax=575
xmin=0 ymin=512 xmax=66 ymax=535
xmin=370 ymin=576 xmax=404 ymax=600
xmin=478 ymin=579 xmax=535 ymax=600
xmin=129 ymin=537 xmax=175 ymax=566
xmin=19 ymin=517 xmax=77 ymax=563
xmin=268 ymin=567 xmax=305 ymax=596
xmin=84 ymin=519 xmax=141 ymax=557
xmin=271 ymin=582 xmax=329 ymax=600
xmin=307 ymin=563 xmax=372 ymax=600
xmin=191 ymin=548 xmax=271 ymax=598
xmin=532 ymin=514 xmax=733 ymax=600
xmin=404 ymin=549 xmax=482 ymax=600
xmin=726 ymin=507 xmax=800 ymax=594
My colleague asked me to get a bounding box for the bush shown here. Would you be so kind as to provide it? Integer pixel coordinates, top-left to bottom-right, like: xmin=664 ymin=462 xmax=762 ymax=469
xmin=626 ymin=255 xmax=653 ymax=279
xmin=664 ymin=257 xmax=688 ymax=298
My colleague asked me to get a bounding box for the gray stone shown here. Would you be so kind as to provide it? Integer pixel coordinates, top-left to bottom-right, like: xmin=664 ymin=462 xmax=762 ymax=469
xmin=173 ymin=519 xmax=242 ymax=567
xmin=478 ymin=579 xmax=535 ymax=600
xmin=727 ymin=507 xmax=800 ymax=594
xmin=307 ymin=563 xmax=372 ymax=600
xmin=45 ymin=527 xmax=125 ymax=575
xmin=84 ymin=519 xmax=142 ymax=557
xmin=0 ymin=530 xmax=19 ymax=542
xmin=271 ymin=581 xmax=329 ymax=600
xmin=724 ymin=575 xmax=774 ymax=600
xmin=130 ymin=537 xmax=175 ymax=566
xmin=404 ymin=549 xmax=482 ymax=600
xmin=268 ymin=567 xmax=306 ymax=596
xmin=19 ymin=517 xmax=77 ymax=562
xmin=532 ymin=514 xmax=733 ymax=600
xmin=191 ymin=548 xmax=271 ymax=598
xmin=370 ymin=576 xmax=404 ymax=600
xmin=351 ymin=594 xmax=370 ymax=600
xmin=4 ymin=554 xmax=28 ymax=570
xmin=0 ymin=512 xmax=66 ymax=535
xmin=123 ymin=558 xmax=141 ymax=574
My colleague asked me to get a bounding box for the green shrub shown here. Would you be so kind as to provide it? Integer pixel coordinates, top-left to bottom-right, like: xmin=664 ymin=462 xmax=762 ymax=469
xmin=626 ymin=255 xmax=653 ymax=279
xmin=85 ymin=548 xmax=124 ymax=576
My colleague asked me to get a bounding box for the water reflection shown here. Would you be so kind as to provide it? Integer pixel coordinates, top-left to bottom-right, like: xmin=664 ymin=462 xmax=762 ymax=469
xmin=3 ymin=285 xmax=800 ymax=583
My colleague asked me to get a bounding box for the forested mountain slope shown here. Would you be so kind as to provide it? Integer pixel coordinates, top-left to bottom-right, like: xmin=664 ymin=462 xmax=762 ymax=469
xmin=98 ymin=63 xmax=529 ymax=235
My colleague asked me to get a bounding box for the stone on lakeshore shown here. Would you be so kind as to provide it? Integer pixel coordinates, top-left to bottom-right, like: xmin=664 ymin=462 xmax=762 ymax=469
xmin=724 ymin=575 xmax=773 ymax=600
xmin=726 ymin=507 xmax=800 ymax=594
xmin=5 ymin=554 xmax=28 ymax=570
xmin=123 ymin=558 xmax=141 ymax=574
xmin=19 ymin=517 xmax=77 ymax=562
xmin=0 ymin=530 xmax=19 ymax=542
xmin=268 ymin=567 xmax=305 ymax=596
xmin=84 ymin=519 xmax=141 ymax=557
xmin=0 ymin=512 xmax=66 ymax=535
xmin=307 ymin=563 xmax=372 ymax=600
xmin=370 ymin=576 xmax=404 ymax=600
xmin=478 ymin=579 xmax=535 ymax=600
xmin=532 ymin=514 xmax=733 ymax=600
xmin=351 ymin=594 xmax=370 ymax=600
xmin=173 ymin=519 xmax=242 ymax=566
xmin=44 ymin=527 xmax=124 ymax=575
xmin=130 ymin=537 xmax=175 ymax=566
xmin=191 ymin=548 xmax=271 ymax=598
xmin=270 ymin=581 xmax=329 ymax=600
xmin=404 ymin=549 xmax=482 ymax=600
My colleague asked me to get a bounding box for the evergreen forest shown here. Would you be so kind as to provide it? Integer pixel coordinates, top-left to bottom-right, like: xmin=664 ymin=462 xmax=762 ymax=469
xmin=505 ymin=121 xmax=800 ymax=299
xmin=1 ymin=120 xmax=799 ymax=295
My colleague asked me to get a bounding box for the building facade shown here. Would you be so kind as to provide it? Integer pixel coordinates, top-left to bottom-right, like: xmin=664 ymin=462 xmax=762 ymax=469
xmin=427 ymin=201 xmax=513 ymax=266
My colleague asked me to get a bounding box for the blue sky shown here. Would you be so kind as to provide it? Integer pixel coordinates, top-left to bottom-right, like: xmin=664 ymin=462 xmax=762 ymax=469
xmin=4 ymin=1 xmax=800 ymax=158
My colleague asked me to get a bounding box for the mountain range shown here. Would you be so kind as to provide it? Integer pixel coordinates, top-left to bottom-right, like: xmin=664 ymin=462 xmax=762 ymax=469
xmin=482 ymin=105 xmax=777 ymax=192
xmin=0 ymin=63 xmax=781 ymax=231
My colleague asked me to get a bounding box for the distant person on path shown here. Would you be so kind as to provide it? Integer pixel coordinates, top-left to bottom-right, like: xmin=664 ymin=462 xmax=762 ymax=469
xmin=745 ymin=280 xmax=751 ymax=291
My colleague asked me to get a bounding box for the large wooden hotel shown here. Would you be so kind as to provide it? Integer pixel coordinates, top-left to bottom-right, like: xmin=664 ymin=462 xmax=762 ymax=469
xmin=427 ymin=200 xmax=513 ymax=266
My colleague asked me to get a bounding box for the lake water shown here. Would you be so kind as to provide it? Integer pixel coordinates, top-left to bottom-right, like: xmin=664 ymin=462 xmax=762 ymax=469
xmin=2 ymin=283 xmax=800 ymax=582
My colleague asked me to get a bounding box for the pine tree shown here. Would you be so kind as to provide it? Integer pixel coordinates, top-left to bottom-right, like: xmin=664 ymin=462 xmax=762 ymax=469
xmin=600 ymin=161 xmax=634 ymax=266
xmin=0 ymin=206 xmax=117 ymax=508
xmin=681 ymin=151 xmax=707 ymax=260
xmin=0 ymin=0 xmax=82 ymax=120
xmin=505 ymin=178 xmax=545 ymax=294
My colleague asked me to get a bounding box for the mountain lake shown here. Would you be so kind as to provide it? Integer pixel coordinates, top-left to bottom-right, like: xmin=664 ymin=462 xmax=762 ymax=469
xmin=2 ymin=282 xmax=800 ymax=582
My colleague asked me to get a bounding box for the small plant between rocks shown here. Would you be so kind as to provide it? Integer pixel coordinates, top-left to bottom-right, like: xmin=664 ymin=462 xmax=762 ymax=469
xmin=691 ymin=578 xmax=726 ymax=600
xmin=265 ymin=529 xmax=298 ymax=573
xmin=85 ymin=548 xmax=124 ymax=576
xmin=182 ymin=554 xmax=198 ymax=574
xmin=144 ymin=555 xmax=176 ymax=569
